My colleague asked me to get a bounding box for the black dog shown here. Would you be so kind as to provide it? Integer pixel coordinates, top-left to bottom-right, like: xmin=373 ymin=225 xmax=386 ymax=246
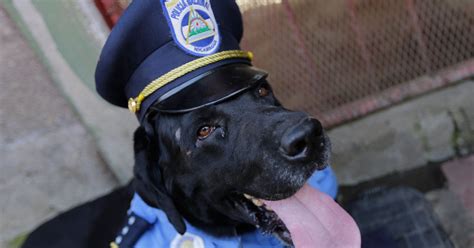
xmin=22 ymin=80 xmax=330 ymax=247
xmin=134 ymin=79 xmax=330 ymax=244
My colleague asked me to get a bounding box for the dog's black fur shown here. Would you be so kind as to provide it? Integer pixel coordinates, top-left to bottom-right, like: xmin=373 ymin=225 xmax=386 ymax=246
xmin=133 ymin=81 xmax=329 ymax=237
xmin=22 ymin=81 xmax=330 ymax=247
xmin=22 ymin=183 xmax=133 ymax=248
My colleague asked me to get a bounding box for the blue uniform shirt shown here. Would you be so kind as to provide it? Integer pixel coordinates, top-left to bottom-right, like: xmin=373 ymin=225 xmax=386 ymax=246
xmin=120 ymin=167 xmax=338 ymax=248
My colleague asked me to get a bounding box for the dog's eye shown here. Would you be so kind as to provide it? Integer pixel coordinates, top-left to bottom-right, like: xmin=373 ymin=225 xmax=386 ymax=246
xmin=258 ymin=85 xmax=269 ymax=97
xmin=197 ymin=125 xmax=215 ymax=139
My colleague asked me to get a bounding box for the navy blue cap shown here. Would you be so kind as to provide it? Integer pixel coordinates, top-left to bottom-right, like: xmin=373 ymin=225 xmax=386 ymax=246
xmin=95 ymin=0 xmax=266 ymax=122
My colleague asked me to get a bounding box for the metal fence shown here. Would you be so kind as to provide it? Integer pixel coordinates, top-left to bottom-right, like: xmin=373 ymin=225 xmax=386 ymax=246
xmin=95 ymin=0 xmax=474 ymax=127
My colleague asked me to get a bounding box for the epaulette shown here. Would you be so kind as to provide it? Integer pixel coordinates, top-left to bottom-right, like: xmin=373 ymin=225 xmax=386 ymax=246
xmin=110 ymin=211 xmax=153 ymax=248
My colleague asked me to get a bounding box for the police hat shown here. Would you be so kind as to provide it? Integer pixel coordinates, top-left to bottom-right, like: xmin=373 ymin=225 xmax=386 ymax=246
xmin=95 ymin=0 xmax=267 ymax=122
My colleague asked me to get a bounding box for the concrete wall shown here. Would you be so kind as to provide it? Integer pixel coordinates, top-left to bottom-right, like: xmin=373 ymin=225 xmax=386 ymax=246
xmin=329 ymin=80 xmax=474 ymax=185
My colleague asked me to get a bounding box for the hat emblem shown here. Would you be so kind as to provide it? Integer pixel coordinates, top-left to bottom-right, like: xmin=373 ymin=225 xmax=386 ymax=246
xmin=162 ymin=0 xmax=220 ymax=56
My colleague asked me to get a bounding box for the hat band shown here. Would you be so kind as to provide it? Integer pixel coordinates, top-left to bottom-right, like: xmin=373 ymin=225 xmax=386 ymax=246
xmin=128 ymin=50 xmax=253 ymax=113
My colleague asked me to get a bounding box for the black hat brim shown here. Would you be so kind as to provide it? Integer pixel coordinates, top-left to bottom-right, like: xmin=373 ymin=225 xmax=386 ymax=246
xmin=150 ymin=64 xmax=268 ymax=114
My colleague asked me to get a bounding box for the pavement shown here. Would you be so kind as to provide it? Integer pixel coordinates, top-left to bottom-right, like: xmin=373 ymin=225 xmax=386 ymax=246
xmin=0 ymin=4 xmax=118 ymax=247
xmin=0 ymin=1 xmax=473 ymax=248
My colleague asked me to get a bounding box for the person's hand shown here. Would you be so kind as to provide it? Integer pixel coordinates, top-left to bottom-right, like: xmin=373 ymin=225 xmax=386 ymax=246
xmin=264 ymin=184 xmax=361 ymax=247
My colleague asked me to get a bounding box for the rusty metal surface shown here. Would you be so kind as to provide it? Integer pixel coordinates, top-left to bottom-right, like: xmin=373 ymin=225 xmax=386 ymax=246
xmin=95 ymin=0 xmax=474 ymax=127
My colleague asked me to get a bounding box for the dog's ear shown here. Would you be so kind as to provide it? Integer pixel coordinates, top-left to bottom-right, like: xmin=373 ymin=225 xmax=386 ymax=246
xmin=132 ymin=126 xmax=186 ymax=234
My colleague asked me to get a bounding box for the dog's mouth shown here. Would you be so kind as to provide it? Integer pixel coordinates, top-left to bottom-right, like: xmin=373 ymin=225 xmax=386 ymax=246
xmin=239 ymin=193 xmax=294 ymax=245
xmin=231 ymin=178 xmax=315 ymax=246
xmin=226 ymin=134 xmax=331 ymax=246
xmin=236 ymin=178 xmax=332 ymax=247
xmin=228 ymin=192 xmax=293 ymax=245
xmin=231 ymin=152 xmax=330 ymax=246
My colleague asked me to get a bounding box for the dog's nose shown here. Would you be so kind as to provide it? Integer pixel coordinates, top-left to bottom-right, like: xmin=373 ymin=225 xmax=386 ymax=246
xmin=280 ymin=118 xmax=323 ymax=159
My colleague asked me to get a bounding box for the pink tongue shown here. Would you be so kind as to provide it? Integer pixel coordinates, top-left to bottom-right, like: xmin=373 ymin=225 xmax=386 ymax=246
xmin=263 ymin=184 xmax=361 ymax=247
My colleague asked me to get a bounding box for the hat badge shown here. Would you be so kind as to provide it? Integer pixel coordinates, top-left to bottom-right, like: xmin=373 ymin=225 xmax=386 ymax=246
xmin=162 ymin=0 xmax=220 ymax=56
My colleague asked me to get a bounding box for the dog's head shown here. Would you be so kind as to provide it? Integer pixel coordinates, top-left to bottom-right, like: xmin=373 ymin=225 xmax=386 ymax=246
xmin=133 ymin=79 xmax=330 ymax=243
